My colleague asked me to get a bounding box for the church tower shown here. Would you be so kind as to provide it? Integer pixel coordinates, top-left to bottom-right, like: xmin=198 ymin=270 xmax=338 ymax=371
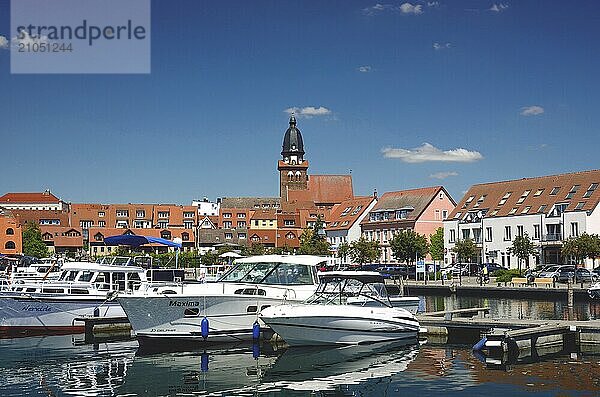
xmin=278 ymin=114 xmax=309 ymax=203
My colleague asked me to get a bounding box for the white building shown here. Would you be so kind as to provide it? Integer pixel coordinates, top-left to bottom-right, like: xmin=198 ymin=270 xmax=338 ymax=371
xmin=326 ymin=196 xmax=377 ymax=265
xmin=0 ymin=190 xmax=65 ymax=211
xmin=191 ymin=197 xmax=220 ymax=217
xmin=444 ymin=170 xmax=600 ymax=269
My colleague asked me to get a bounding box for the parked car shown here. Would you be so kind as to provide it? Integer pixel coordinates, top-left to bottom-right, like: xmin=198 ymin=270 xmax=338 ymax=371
xmin=537 ymin=265 xmax=572 ymax=281
xmin=481 ymin=263 xmax=507 ymax=276
xmin=557 ymin=267 xmax=598 ymax=283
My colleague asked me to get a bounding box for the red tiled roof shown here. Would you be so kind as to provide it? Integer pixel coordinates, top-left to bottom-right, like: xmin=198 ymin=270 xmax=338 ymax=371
xmin=0 ymin=192 xmax=61 ymax=204
xmin=251 ymin=209 xmax=277 ymax=220
xmin=361 ymin=186 xmax=447 ymax=225
xmin=287 ymin=175 xmax=353 ymax=205
xmin=449 ymin=170 xmax=600 ymax=219
xmin=327 ymin=196 xmax=375 ymax=231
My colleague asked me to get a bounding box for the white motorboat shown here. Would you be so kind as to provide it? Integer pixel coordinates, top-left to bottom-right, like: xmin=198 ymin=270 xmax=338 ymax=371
xmin=260 ymin=271 xmax=420 ymax=346
xmin=117 ymin=255 xmax=327 ymax=345
xmin=588 ymin=282 xmax=600 ymax=299
xmin=0 ymin=256 xmax=182 ymax=335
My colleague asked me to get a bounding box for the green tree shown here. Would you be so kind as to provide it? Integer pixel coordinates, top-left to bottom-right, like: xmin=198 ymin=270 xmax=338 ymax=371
xmin=562 ymin=233 xmax=600 ymax=266
xmin=390 ymin=229 xmax=429 ymax=264
xmin=508 ymin=233 xmax=537 ymax=272
xmin=22 ymin=222 xmax=49 ymax=258
xmin=297 ymin=216 xmax=330 ymax=256
xmin=337 ymin=242 xmax=351 ymax=264
xmin=349 ymin=237 xmax=381 ymax=267
xmin=429 ymin=227 xmax=445 ymax=262
xmin=451 ymin=238 xmax=477 ymax=263
xmin=242 ymin=243 xmax=266 ymax=256
xmin=201 ymin=250 xmax=219 ymax=265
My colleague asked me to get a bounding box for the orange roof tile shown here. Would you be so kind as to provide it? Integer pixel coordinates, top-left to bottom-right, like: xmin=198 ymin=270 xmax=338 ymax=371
xmin=326 ymin=196 xmax=375 ymax=231
xmin=0 ymin=192 xmax=61 ymax=203
xmin=450 ymin=170 xmax=600 ymax=219
xmin=287 ymin=175 xmax=353 ymax=205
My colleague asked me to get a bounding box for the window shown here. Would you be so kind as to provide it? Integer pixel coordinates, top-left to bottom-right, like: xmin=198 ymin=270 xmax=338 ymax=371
xmin=473 ymin=195 xmax=486 ymax=208
xmin=225 ymin=233 xmax=233 ymax=239
xmin=549 ymin=203 xmax=568 ymax=217
xmin=575 ymin=202 xmax=585 ymax=210
xmin=454 ymin=212 xmax=462 ymax=220
xmin=5 ymin=228 xmax=14 ymax=235
xmin=136 ymin=210 xmax=146 ymax=218
xmin=473 ymin=228 xmax=482 ymax=243
xmin=533 ymin=224 xmax=541 ymax=239
xmin=521 ymin=206 xmax=531 ymax=214
xmin=158 ymin=211 xmax=169 ymax=218
xmin=94 ymin=233 xmax=103 ymax=241
xmin=184 ymin=221 xmax=194 ymax=229
xmin=182 ymin=232 xmax=190 ymax=241
xmin=98 ymin=211 xmax=105 ymax=217
xmin=462 ymin=229 xmax=471 ymax=240
xmin=517 ymin=225 xmax=524 ymax=237
xmin=116 ymin=210 xmax=128 ymax=217
xmin=184 ymin=212 xmax=195 ymax=219
xmin=439 ymin=192 xmax=444 ymax=200
xmin=351 ymin=206 xmax=363 ymax=215
xmin=498 ymin=192 xmax=512 ymax=206
xmin=80 ymin=220 xmax=93 ymax=228
xmin=449 ymin=229 xmax=456 ymax=242
xmin=435 ymin=209 xmax=440 ymax=220
xmin=222 ymin=213 xmax=232 ymax=218
xmin=157 ymin=221 xmax=168 ymax=228
xmin=485 ymin=227 xmax=492 ymax=242
xmin=489 ymin=209 xmax=498 ymax=217
xmin=549 ymin=187 xmax=560 ymax=196
xmin=442 ymin=210 xmax=448 ymax=220
xmin=565 ymin=185 xmax=580 ymax=199
xmin=534 ymin=189 xmax=544 ymax=197
xmin=254 ymin=220 xmax=259 ymax=227
xmin=463 ymin=195 xmax=475 ymax=208
xmin=508 ymin=208 xmax=518 ymax=215
xmin=504 ymin=226 xmax=512 ymax=241
xmin=571 ymin=222 xmax=579 ymax=237
xmin=395 ymin=210 xmax=408 ymax=219
xmin=4 ymin=241 xmax=16 ymax=250
xmin=98 ymin=221 xmax=105 ymax=227
xmin=340 ymin=207 xmax=352 ymax=216
xmin=284 ymin=219 xmax=295 ymax=226
xmin=341 ymin=221 xmax=349 ymax=227
xmin=223 ymin=221 xmax=232 ymax=228
xmin=537 ymin=205 xmax=547 ymax=214
xmin=516 ymin=190 xmax=530 ymax=204
xmin=286 ymin=232 xmax=295 ymax=239
xmin=238 ymin=233 xmax=246 ymax=239
xmin=237 ymin=221 xmax=246 ymax=228
xmin=583 ymin=183 xmax=598 ymax=198
xmin=237 ymin=213 xmax=246 ymax=218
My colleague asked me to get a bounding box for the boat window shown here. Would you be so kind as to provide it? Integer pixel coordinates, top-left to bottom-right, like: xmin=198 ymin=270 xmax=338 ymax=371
xmin=111 ymin=257 xmax=131 ymax=266
xmin=127 ymin=272 xmax=142 ymax=290
xmin=261 ymin=263 xmax=314 ymax=285
xmin=65 ymin=271 xmax=78 ymax=282
xmin=112 ymin=272 xmax=126 ymax=291
xmin=42 ymin=288 xmax=64 ymax=294
xmin=234 ymin=288 xmax=266 ymax=295
xmin=246 ymin=305 xmax=258 ymax=313
xmin=78 ymin=271 xmax=95 ymax=282
xmin=70 ymin=289 xmax=90 ymax=295
xmin=184 ymin=308 xmax=199 ymax=317
xmin=95 ymin=272 xmax=111 ymax=290
xmin=26 ymin=288 xmax=36 ymax=293
xmin=260 ymin=305 xmax=271 ymax=311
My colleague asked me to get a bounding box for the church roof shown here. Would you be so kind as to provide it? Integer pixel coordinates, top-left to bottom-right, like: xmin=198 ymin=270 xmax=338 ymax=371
xmin=287 ymin=175 xmax=354 ymax=205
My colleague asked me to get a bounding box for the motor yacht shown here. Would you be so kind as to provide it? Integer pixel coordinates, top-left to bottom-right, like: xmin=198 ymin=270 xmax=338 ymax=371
xmin=260 ymin=271 xmax=420 ymax=346
xmin=117 ymin=255 xmax=327 ymax=345
xmin=0 ymin=256 xmax=181 ymax=335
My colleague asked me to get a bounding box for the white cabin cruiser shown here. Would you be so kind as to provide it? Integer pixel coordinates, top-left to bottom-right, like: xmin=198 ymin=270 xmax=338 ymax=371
xmin=0 ymin=256 xmax=182 ymax=335
xmin=589 ymin=282 xmax=600 ymax=299
xmin=260 ymin=271 xmax=420 ymax=346
xmin=118 ymin=255 xmax=327 ymax=345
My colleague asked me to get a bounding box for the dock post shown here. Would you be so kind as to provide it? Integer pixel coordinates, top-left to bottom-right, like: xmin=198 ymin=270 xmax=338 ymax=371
xmin=400 ymin=277 xmax=405 ymax=297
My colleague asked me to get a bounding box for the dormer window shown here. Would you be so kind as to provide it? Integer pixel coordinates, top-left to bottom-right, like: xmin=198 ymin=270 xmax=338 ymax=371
xmin=498 ymin=192 xmax=512 ymax=206
xmin=549 ymin=186 xmax=560 ymax=196
xmin=565 ymin=185 xmax=580 ymax=200
xmin=340 ymin=207 xmax=352 ymax=216
xmin=583 ymin=183 xmax=598 ymax=198
xmin=516 ymin=190 xmax=530 ymax=204
xmin=534 ymin=189 xmax=544 ymax=197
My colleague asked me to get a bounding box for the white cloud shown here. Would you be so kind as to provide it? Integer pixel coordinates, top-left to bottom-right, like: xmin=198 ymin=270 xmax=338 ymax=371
xmin=427 ymin=2 xmax=440 ymax=7
xmin=382 ymin=143 xmax=483 ymax=163
xmin=520 ymin=105 xmax=544 ymax=116
xmin=357 ymin=65 xmax=372 ymax=73
xmin=0 ymin=35 xmax=8 ymax=49
xmin=490 ymin=3 xmax=509 ymax=12
xmin=433 ymin=42 xmax=451 ymax=50
xmin=284 ymin=106 xmax=332 ymax=118
xmin=363 ymin=3 xmax=423 ymax=16
xmin=430 ymin=171 xmax=459 ymax=179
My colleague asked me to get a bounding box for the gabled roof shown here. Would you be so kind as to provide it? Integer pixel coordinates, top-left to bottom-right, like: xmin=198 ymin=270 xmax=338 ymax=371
xmin=361 ymin=186 xmax=448 ymax=225
xmin=251 ymin=209 xmax=277 ymax=220
xmin=287 ymin=175 xmax=354 ymax=205
xmin=0 ymin=192 xmax=61 ymax=204
xmin=449 ymin=170 xmax=600 ymax=219
xmin=220 ymin=197 xmax=280 ymax=209
xmin=327 ymin=196 xmax=375 ymax=231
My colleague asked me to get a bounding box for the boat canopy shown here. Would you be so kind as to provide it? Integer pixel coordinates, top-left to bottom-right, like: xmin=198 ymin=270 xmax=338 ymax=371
xmin=104 ymin=235 xmax=182 ymax=248
xmin=318 ymin=271 xmax=385 ymax=284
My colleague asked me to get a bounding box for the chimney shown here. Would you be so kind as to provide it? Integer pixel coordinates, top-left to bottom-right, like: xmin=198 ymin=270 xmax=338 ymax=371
xmin=373 ymin=188 xmax=378 ymax=199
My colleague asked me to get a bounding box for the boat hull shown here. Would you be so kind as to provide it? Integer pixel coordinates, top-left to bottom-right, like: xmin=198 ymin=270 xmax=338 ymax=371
xmin=260 ymin=305 xmax=420 ymax=346
xmin=0 ymin=296 xmax=124 ymax=336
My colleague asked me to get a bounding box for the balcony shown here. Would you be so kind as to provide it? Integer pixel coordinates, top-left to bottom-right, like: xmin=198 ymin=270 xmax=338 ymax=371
xmin=542 ymin=233 xmax=562 ymax=242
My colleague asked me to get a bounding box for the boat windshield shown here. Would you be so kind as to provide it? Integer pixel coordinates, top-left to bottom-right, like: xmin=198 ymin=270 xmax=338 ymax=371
xmin=305 ymin=277 xmax=391 ymax=307
xmin=218 ymin=262 xmax=315 ymax=285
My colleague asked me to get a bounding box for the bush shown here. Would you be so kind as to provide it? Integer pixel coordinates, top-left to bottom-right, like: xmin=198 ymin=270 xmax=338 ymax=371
xmin=494 ymin=269 xmax=522 ymax=283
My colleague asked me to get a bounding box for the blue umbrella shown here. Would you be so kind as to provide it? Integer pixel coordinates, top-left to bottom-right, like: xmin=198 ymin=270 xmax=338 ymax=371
xmin=104 ymin=235 xmax=182 ymax=248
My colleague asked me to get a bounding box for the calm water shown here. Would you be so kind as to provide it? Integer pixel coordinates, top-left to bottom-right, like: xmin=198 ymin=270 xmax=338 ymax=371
xmin=1 ymin=297 xmax=600 ymax=396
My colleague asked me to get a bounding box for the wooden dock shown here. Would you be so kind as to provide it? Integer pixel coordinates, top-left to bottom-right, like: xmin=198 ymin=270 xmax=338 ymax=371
xmin=417 ymin=307 xmax=600 ymax=366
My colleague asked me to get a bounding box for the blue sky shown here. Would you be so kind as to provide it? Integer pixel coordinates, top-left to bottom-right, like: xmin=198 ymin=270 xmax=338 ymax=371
xmin=1 ymin=1 xmax=599 ymax=205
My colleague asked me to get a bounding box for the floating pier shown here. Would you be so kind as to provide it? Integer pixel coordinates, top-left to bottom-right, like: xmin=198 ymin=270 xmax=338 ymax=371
xmin=73 ymin=316 xmax=132 ymax=343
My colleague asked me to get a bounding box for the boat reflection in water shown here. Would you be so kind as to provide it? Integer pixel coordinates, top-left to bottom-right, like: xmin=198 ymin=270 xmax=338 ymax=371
xmin=120 ymin=340 xmax=418 ymax=395
xmin=0 ymin=334 xmax=137 ymax=397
